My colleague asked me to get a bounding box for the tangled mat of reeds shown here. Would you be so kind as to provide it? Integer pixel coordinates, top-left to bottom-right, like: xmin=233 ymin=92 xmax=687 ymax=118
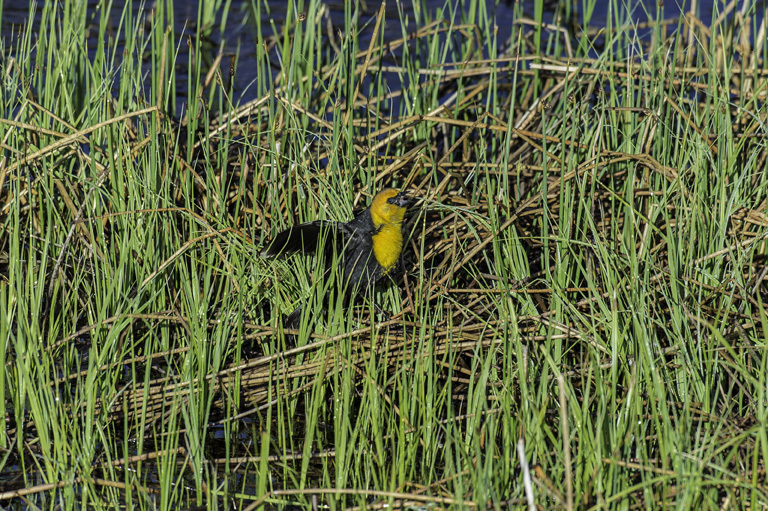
xmin=2 ymin=2 xmax=768 ymax=508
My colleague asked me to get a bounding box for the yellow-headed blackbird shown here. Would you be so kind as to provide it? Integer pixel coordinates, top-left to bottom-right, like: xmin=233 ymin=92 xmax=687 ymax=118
xmin=262 ymin=188 xmax=411 ymax=326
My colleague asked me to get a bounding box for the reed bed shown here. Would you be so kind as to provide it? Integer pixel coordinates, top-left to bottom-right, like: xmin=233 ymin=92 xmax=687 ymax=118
xmin=1 ymin=0 xmax=767 ymax=509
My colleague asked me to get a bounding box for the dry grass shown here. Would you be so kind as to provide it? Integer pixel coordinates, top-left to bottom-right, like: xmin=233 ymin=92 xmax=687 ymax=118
xmin=1 ymin=1 xmax=768 ymax=508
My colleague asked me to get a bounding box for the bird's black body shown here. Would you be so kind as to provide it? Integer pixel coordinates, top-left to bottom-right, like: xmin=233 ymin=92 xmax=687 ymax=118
xmin=263 ymin=213 xmax=384 ymax=298
xmin=262 ymin=189 xmax=410 ymax=327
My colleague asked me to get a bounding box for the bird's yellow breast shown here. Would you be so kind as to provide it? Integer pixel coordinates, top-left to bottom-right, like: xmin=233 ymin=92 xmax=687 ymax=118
xmin=371 ymin=224 xmax=403 ymax=274
xmin=368 ymin=188 xmax=408 ymax=274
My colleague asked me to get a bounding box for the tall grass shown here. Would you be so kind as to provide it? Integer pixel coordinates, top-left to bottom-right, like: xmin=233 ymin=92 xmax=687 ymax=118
xmin=1 ymin=0 xmax=767 ymax=509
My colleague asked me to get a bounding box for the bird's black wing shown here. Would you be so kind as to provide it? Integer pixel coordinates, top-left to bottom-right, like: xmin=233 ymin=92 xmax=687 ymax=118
xmin=261 ymin=220 xmax=345 ymax=258
xmin=262 ymin=220 xmax=349 ymax=329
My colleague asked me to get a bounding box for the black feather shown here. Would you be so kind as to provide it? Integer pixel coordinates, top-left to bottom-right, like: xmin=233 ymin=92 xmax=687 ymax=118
xmin=261 ymin=220 xmax=341 ymax=257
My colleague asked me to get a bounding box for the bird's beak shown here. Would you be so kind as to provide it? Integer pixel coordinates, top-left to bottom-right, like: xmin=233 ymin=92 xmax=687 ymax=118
xmin=394 ymin=192 xmax=412 ymax=207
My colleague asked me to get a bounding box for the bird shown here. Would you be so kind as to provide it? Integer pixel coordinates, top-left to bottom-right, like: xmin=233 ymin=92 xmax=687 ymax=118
xmin=261 ymin=188 xmax=412 ymax=327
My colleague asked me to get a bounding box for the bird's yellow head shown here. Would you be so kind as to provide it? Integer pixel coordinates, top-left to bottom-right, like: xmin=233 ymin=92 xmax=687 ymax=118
xmin=369 ymin=188 xmax=410 ymax=228
xmin=368 ymin=188 xmax=411 ymax=273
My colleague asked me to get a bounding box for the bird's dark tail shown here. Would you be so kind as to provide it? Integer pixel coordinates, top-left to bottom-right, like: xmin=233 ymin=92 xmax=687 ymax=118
xmin=284 ymin=304 xmax=303 ymax=329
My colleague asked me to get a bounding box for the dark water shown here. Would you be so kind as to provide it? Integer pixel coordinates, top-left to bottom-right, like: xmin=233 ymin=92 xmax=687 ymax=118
xmin=0 ymin=0 xmax=762 ymax=109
